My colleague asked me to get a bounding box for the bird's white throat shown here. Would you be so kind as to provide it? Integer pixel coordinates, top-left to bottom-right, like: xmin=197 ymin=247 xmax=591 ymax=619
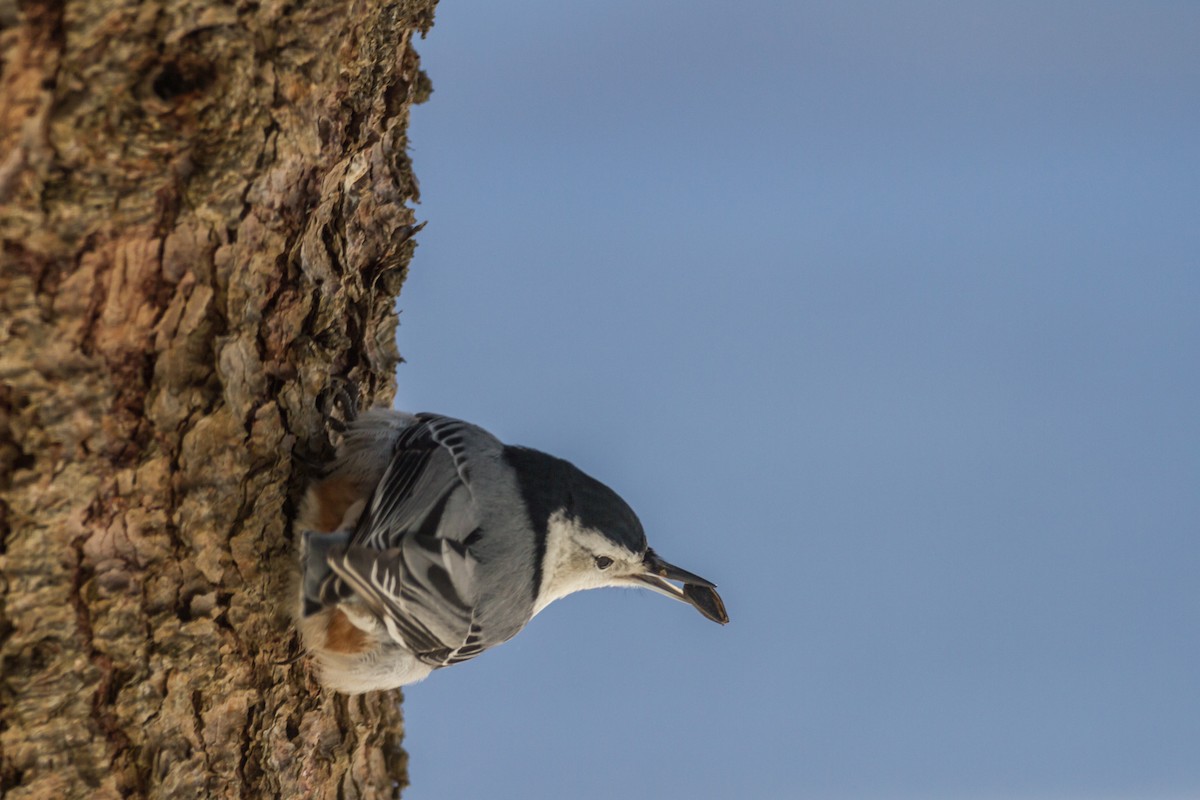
xmin=532 ymin=511 xmax=625 ymax=616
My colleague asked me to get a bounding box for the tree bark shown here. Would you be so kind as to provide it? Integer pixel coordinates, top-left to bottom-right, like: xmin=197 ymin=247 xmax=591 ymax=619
xmin=0 ymin=1 xmax=435 ymax=797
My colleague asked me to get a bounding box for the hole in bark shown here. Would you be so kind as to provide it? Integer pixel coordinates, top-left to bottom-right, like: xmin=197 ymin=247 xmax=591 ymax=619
xmin=0 ymin=765 xmax=24 ymax=794
xmin=152 ymin=59 xmax=215 ymax=100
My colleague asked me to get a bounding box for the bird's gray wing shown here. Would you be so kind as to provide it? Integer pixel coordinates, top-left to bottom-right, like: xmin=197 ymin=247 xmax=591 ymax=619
xmin=350 ymin=414 xmax=479 ymax=550
xmin=324 ymin=414 xmax=488 ymax=666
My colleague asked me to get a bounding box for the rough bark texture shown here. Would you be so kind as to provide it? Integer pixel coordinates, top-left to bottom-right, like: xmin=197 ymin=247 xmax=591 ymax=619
xmin=0 ymin=1 xmax=436 ymax=797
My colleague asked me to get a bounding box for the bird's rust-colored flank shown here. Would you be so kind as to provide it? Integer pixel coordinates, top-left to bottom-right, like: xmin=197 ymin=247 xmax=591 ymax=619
xmin=324 ymin=608 xmax=371 ymax=654
xmin=308 ymin=476 xmax=366 ymax=532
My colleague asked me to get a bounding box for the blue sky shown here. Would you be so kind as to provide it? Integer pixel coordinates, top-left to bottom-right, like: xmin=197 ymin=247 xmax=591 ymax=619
xmin=392 ymin=3 xmax=1200 ymax=798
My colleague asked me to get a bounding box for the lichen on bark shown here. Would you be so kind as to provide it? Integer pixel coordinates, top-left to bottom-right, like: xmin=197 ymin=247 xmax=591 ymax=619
xmin=0 ymin=1 xmax=437 ymax=797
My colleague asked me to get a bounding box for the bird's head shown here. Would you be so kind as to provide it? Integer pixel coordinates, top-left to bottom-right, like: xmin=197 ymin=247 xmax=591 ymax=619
xmin=531 ymin=469 xmax=728 ymax=625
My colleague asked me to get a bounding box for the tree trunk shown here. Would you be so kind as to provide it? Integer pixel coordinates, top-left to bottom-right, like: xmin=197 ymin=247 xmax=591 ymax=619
xmin=0 ymin=1 xmax=435 ymax=797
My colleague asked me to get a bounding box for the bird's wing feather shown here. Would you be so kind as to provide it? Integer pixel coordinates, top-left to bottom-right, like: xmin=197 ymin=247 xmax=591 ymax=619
xmin=329 ymin=415 xmax=487 ymax=666
xmin=351 ymin=414 xmax=478 ymax=550
xmin=328 ymin=537 xmax=483 ymax=666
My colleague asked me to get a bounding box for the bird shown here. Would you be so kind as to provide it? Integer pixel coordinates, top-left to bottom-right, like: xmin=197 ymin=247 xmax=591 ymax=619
xmin=294 ymin=408 xmax=728 ymax=694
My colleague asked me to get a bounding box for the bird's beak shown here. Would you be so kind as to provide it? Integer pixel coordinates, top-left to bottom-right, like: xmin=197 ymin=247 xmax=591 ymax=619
xmin=629 ymin=548 xmax=729 ymax=624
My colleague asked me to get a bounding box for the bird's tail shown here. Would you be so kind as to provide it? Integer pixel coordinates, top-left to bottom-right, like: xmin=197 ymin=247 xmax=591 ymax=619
xmin=299 ymin=528 xmax=353 ymax=617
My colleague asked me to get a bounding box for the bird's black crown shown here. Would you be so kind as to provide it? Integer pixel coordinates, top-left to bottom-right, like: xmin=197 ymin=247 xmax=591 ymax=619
xmin=503 ymin=445 xmax=647 ymax=553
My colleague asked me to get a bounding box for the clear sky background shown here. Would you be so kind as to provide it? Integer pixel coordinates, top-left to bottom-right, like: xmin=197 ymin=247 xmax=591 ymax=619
xmin=392 ymin=3 xmax=1200 ymax=799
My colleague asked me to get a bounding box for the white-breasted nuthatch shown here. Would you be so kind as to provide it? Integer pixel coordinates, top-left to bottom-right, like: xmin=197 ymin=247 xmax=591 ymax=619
xmin=295 ymin=408 xmax=728 ymax=693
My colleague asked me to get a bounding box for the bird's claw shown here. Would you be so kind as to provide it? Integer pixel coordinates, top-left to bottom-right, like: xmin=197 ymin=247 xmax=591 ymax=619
xmin=317 ymin=377 xmax=360 ymax=433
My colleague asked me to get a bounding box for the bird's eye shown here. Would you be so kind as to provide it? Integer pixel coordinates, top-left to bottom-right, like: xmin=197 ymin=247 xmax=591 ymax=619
xmin=594 ymin=556 xmax=614 ymax=570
